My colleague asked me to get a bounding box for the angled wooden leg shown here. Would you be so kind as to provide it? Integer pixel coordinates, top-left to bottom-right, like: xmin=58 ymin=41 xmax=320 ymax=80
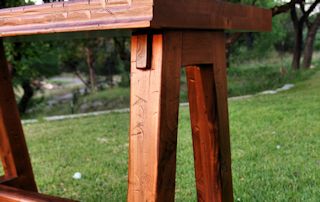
xmin=0 ymin=39 xmax=37 ymax=191
xmin=185 ymin=32 xmax=233 ymax=202
xmin=211 ymin=33 xmax=234 ymax=202
xmin=186 ymin=65 xmax=221 ymax=201
xmin=128 ymin=31 xmax=182 ymax=202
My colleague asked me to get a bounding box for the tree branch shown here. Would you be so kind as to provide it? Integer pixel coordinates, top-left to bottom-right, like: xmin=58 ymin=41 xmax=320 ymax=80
xmin=74 ymin=71 xmax=90 ymax=89
xmin=227 ymin=0 xmax=305 ymax=48
xmin=301 ymin=0 xmax=320 ymax=22
xmin=272 ymin=0 xmax=303 ymax=17
xmin=291 ymin=5 xmax=299 ymax=30
xmin=299 ymin=1 xmax=312 ymax=28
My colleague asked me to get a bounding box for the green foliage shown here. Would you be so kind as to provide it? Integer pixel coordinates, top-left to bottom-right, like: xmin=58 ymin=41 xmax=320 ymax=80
xmin=59 ymin=37 xmax=129 ymax=78
xmin=227 ymin=0 xmax=274 ymax=8
xmin=23 ymin=52 xmax=319 ymax=118
xmin=314 ymin=31 xmax=320 ymax=50
xmin=24 ymin=87 xmax=131 ymax=119
xmin=229 ymin=12 xmax=294 ymax=62
xmin=119 ymin=72 xmax=130 ymax=87
xmin=4 ymin=41 xmax=61 ymax=86
xmin=228 ymin=1 xmax=295 ymax=63
xmin=2 ymin=0 xmax=26 ymax=8
xmin=228 ymin=63 xmax=317 ymax=96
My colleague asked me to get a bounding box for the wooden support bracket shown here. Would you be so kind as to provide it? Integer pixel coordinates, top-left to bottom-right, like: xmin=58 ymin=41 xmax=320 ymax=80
xmin=136 ymin=34 xmax=152 ymax=69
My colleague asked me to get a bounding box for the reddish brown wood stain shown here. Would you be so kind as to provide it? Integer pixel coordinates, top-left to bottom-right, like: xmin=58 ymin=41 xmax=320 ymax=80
xmin=128 ymin=32 xmax=182 ymax=202
xmin=186 ymin=65 xmax=222 ymax=202
xmin=0 ymin=39 xmax=37 ymax=192
xmin=0 ymin=185 xmax=76 ymax=202
xmin=0 ymin=0 xmax=271 ymax=201
xmin=0 ymin=0 xmax=271 ymax=37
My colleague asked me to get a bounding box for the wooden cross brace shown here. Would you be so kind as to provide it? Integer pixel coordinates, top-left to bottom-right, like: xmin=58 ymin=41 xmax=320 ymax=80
xmin=0 ymin=0 xmax=271 ymax=201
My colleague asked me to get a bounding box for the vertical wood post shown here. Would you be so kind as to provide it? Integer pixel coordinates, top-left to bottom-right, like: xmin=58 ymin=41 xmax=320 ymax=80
xmin=212 ymin=33 xmax=233 ymax=202
xmin=0 ymin=39 xmax=37 ymax=191
xmin=185 ymin=32 xmax=233 ymax=202
xmin=128 ymin=31 xmax=182 ymax=202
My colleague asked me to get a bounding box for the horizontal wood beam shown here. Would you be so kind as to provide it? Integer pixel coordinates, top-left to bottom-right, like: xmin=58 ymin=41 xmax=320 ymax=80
xmin=0 ymin=0 xmax=152 ymax=37
xmin=152 ymin=0 xmax=272 ymax=32
xmin=0 ymin=185 xmax=77 ymax=202
xmin=0 ymin=0 xmax=271 ymax=37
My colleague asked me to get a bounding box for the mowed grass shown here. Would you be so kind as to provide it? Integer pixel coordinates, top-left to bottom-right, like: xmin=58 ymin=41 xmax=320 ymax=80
xmin=23 ymin=71 xmax=320 ymax=201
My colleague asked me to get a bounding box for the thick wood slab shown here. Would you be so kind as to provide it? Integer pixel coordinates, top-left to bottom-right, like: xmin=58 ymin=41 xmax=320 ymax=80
xmin=152 ymin=0 xmax=272 ymax=32
xmin=0 ymin=0 xmax=271 ymax=37
xmin=0 ymin=185 xmax=76 ymax=202
xmin=0 ymin=0 xmax=152 ymax=37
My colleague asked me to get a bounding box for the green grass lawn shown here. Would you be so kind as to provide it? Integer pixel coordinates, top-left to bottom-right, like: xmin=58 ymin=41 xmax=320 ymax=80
xmin=22 ymin=70 xmax=320 ymax=201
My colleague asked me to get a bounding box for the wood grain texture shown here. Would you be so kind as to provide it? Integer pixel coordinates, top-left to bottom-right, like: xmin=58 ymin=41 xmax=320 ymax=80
xmin=136 ymin=34 xmax=151 ymax=69
xmin=128 ymin=31 xmax=182 ymax=202
xmin=183 ymin=31 xmax=234 ymax=202
xmin=155 ymin=32 xmax=182 ymax=201
xmin=211 ymin=32 xmax=234 ymax=202
xmin=0 ymin=0 xmax=271 ymax=37
xmin=181 ymin=32 xmax=215 ymax=66
xmin=186 ymin=65 xmax=222 ymax=202
xmin=0 ymin=0 xmax=152 ymax=37
xmin=0 ymin=185 xmax=77 ymax=202
xmin=0 ymin=39 xmax=37 ymax=192
xmin=152 ymin=0 xmax=272 ymax=32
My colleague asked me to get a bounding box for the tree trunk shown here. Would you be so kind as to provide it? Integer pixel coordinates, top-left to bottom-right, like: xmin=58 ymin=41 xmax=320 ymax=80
xmin=74 ymin=71 xmax=91 ymax=89
xmin=85 ymin=46 xmax=96 ymax=92
xmin=291 ymin=7 xmax=303 ymax=70
xmin=292 ymin=26 xmax=303 ymax=70
xmin=11 ymin=42 xmax=34 ymax=114
xmin=113 ymin=38 xmax=130 ymax=62
xmin=303 ymin=14 xmax=320 ymax=69
xmin=113 ymin=37 xmax=130 ymax=71
xmin=19 ymin=80 xmax=34 ymax=114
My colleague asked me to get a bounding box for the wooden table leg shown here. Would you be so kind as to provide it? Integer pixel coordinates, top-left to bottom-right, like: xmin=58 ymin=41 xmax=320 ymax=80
xmin=0 ymin=39 xmax=37 ymax=191
xmin=128 ymin=32 xmax=182 ymax=202
xmin=185 ymin=32 xmax=233 ymax=202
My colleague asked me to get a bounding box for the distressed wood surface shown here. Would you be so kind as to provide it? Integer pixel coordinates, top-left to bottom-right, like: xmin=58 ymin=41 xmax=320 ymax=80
xmin=0 ymin=185 xmax=77 ymax=202
xmin=0 ymin=0 xmax=152 ymax=37
xmin=0 ymin=39 xmax=38 ymax=192
xmin=128 ymin=31 xmax=182 ymax=202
